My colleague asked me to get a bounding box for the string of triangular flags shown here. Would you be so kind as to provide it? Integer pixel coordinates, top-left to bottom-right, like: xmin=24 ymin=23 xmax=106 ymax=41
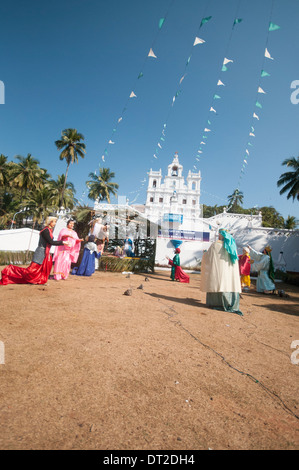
xmin=96 ymin=0 xmax=175 ymax=170
xmin=151 ymin=7 xmax=213 ymax=165
xmin=193 ymin=0 xmax=244 ymax=171
xmin=228 ymin=17 xmax=280 ymax=210
xmin=128 ymin=1 xmax=213 ymax=203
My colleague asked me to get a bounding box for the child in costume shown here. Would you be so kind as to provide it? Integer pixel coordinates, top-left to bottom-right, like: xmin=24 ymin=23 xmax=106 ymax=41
xmin=72 ymin=235 xmax=101 ymax=277
xmin=166 ymin=248 xmax=190 ymax=283
xmin=238 ymin=247 xmax=253 ymax=291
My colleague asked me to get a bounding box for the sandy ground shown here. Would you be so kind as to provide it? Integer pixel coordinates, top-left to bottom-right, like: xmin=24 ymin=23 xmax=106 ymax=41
xmin=0 ymin=266 xmax=299 ymax=450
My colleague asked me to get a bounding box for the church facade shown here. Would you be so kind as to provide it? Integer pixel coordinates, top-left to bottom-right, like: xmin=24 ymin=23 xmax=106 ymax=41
xmin=144 ymin=152 xmax=202 ymax=229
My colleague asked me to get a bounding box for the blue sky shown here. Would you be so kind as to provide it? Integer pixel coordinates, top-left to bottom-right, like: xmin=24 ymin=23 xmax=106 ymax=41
xmin=0 ymin=0 xmax=298 ymax=220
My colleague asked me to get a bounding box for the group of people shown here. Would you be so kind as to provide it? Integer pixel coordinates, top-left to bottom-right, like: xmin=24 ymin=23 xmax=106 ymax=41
xmin=0 ymin=219 xmax=277 ymax=318
xmin=200 ymin=229 xmax=276 ymax=315
xmin=167 ymin=229 xmax=276 ymax=316
xmin=0 ymin=216 xmax=105 ymax=285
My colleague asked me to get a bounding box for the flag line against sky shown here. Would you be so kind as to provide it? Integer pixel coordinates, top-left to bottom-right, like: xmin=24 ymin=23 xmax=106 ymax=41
xmin=0 ymin=0 xmax=298 ymax=220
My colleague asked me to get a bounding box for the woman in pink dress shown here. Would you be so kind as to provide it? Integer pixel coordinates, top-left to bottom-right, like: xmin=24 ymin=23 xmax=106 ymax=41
xmin=53 ymin=219 xmax=83 ymax=280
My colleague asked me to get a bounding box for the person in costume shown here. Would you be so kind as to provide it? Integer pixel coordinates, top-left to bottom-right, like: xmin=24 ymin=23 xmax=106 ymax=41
xmin=200 ymin=229 xmax=242 ymax=315
xmin=124 ymin=237 xmax=134 ymax=257
xmin=72 ymin=235 xmax=101 ymax=277
xmin=53 ymin=219 xmax=83 ymax=280
xmin=0 ymin=216 xmax=68 ymax=285
xmin=247 ymin=244 xmax=275 ymax=294
xmin=89 ymin=217 xmax=110 ymax=255
xmin=166 ymin=248 xmax=190 ymax=283
xmin=238 ymin=247 xmax=253 ymax=291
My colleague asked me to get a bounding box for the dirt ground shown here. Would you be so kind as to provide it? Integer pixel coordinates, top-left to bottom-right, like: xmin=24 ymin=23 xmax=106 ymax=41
xmin=0 ymin=266 xmax=299 ymax=450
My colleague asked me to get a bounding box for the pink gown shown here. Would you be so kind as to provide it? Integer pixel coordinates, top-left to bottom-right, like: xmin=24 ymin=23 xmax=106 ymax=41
xmin=53 ymin=228 xmax=81 ymax=280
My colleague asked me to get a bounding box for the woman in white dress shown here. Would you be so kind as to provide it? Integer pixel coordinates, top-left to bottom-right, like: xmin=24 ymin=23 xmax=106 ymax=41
xmin=247 ymin=245 xmax=275 ymax=294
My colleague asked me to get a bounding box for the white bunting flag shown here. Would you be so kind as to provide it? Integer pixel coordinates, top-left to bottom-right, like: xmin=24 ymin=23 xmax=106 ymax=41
xmin=204 ymin=128 xmax=211 ymax=132
xmin=193 ymin=37 xmax=205 ymax=46
xmin=253 ymin=113 xmax=259 ymax=120
xmin=197 ymin=150 xmax=203 ymax=153
xmin=179 ymin=74 xmax=186 ymax=84
xmin=153 ymin=154 xmax=158 ymax=159
xmin=130 ymin=91 xmax=137 ymax=98
xmin=108 ymin=140 xmax=115 ymax=144
xmin=245 ymin=149 xmax=249 ymax=155
xmin=158 ymin=143 xmax=162 ymax=149
xmin=217 ymin=79 xmax=225 ymax=86
xmin=148 ymin=48 xmax=157 ymax=58
xmin=200 ymin=141 xmax=206 ymax=145
xmin=102 ymin=155 xmax=105 ymax=162
xmin=210 ymin=107 xmax=217 ymax=113
xmin=265 ymin=48 xmax=274 ymax=60
xmin=249 ymin=132 xmax=255 ymax=137
xmin=258 ymin=87 xmax=266 ymax=94
xmin=118 ymin=117 xmax=122 ymax=123
xmin=223 ymin=57 xmax=233 ymax=65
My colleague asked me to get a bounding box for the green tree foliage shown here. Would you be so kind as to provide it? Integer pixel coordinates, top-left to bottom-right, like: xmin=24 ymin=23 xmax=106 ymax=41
xmin=86 ymin=167 xmax=119 ymax=203
xmin=284 ymin=215 xmax=298 ymax=230
xmin=55 ymin=128 xmax=86 ymax=207
xmin=277 ymin=156 xmax=299 ymax=201
xmin=227 ymin=189 xmax=244 ymax=213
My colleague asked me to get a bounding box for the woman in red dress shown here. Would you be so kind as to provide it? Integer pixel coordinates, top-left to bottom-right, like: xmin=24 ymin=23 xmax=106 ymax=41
xmin=0 ymin=216 xmax=68 ymax=286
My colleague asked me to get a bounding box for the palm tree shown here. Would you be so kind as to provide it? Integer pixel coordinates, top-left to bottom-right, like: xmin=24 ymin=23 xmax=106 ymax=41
xmin=46 ymin=174 xmax=77 ymax=210
xmin=277 ymin=156 xmax=299 ymax=201
xmin=227 ymin=189 xmax=244 ymax=212
xmin=55 ymin=128 xmax=86 ymax=207
xmin=11 ymin=154 xmax=44 ymax=199
xmin=86 ymin=167 xmax=119 ymax=203
xmin=0 ymin=154 xmax=10 ymax=189
xmin=284 ymin=215 xmax=298 ymax=230
xmin=71 ymin=204 xmax=94 ymax=240
xmin=22 ymin=187 xmax=57 ymax=227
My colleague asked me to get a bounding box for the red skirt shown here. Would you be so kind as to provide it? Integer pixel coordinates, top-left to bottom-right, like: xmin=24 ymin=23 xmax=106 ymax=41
xmin=0 ymin=252 xmax=52 ymax=285
xmin=175 ymin=266 xmax=190 ymax=283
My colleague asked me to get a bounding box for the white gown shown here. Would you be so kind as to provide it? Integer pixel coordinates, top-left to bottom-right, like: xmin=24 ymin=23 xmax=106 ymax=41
xmin=249 ymin=248 xmax=275 ymax=293
xmin=201 ymin=240 xmax=241 ymax=293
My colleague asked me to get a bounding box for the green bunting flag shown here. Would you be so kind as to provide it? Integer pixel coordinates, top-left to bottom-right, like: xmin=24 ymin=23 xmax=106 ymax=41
xmin=261 ymin=70 xmax=270 ymax=77
xmin=269 ymin=22 xmax=280 ymax=31
xmin=255 ymin=101 xmax=263 ymax=109
xmin=200 ymin=16 xmax=212 ymax=28
xmin=233 ymin=18 xmax=243 ymax=26
xmin=138 ymin=72 xmax=143 ymax=79
xmin=159 ymin=18 xmax=165 ymax=29
xmin=213 ymin=94 xmax=221 ymax=99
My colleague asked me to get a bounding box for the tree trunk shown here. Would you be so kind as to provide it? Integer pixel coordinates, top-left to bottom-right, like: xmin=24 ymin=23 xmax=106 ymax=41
xmin=60 ymin=163 xmax=70 ymax=208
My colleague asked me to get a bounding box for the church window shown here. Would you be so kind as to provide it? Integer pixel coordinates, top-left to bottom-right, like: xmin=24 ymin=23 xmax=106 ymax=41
xmin=183 ymin=199 xmax=187 ymax=205
xmin=150 ymin=197 xmax=154 ymax=203
xmin=153 ymin=180 xmax=157 ymax=188
xmin=192 ymin=200 xmax=196 ymax=206
xmin=159 ymin=197 xmax=163 ymax=203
